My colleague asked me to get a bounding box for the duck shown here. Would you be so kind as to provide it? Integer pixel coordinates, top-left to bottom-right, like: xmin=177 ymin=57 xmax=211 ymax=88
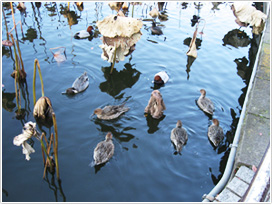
xmin=170 ymin=120 xmax=188 ymax=153
xmin=63 ymin=72 xmax=89 ymax=95
xmin=154 ymin=71 xmax=169 ymax=85
xmin=93 ymin=132 xmax=114 ymax=165
xmin=93 ymin=103 xmax=129 ymax=120
xmin=197 ymin=89 xmax=214 ymax=115
xmin=144 ymin=90 xmax=166 ymax=119
xmin=151 ymin=21 xmax=163 ymax=35
xmin=74 ymin=26 xmax=93 ymax=39
xmin=208 ymin=119 xmax=224 ymax=147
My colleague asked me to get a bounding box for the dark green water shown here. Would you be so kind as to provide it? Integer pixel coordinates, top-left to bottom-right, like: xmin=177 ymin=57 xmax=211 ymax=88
xmin=2 ymin=2 xmax=258 ymax=202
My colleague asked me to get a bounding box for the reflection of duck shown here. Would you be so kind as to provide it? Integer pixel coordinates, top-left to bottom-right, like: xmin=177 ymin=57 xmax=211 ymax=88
xmin=170 ymin=120 xmax=188 ymax=153
xmin=208 ymin=119 xmax=224 ymax=147
xmin=93 ymin=103 xmax=129 ymax=120
xmin=197 ymin=89 xmax=214 ymax=115
xmin=63 ymin=72 xmax=89 ymax=95
xmin=145 ymin=90 xmax=166 ymax=119
xmin=74 ymin=26 xmax=93 ymax=39
xmin=93 ymin=132 xmax=114 ymax=165
xmin=151 ymin=21 xmax=163 ymax=35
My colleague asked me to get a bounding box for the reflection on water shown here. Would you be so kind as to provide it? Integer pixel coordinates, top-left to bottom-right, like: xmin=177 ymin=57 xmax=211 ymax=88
xmin=93 ymin=118 xmax=136 ymax=145
xmin=2 ymin=90 xmax=16 ymax=112
xmin=145 ymin=114 xmax=165 ymax=134
xmin=99 ymin=63 xmax=141 ymax=98
xmin=2 ymin=2 xmax=265 ymax=202
xmin=44 ymin=174 xmax=66 ymax=202
xmin=222 ymin=29 xmax=250 ymax=48
xmin=186 ymin=56 xmax=196 ymax=80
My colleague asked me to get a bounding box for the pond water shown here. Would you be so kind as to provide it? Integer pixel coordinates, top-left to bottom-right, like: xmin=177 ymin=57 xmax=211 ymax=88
xmin=2 ymin=2 xmax=260 ymax=202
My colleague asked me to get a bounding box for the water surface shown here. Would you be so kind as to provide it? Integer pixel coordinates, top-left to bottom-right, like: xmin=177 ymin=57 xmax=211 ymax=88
xmin=2 ymin=2 xmax=258 ymax=202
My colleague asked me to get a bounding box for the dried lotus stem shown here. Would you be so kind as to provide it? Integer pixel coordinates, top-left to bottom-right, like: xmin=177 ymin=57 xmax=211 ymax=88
xmin=40 ymin=133 xmax=46 ymax=165
xmin=40 ymin=132 xmax=53 ymax=171
xmin=43 ymin=133 xmax=54 ymax=179
xmin=52 ymin=112 xmax=60 ymax=180
xmin=33 ymin=59 xmax=45 ymax=105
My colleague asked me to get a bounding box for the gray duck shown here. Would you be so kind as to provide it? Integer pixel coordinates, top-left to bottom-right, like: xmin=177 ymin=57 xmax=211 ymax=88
xmin=93 ymin=132 xmax=114 ymax=165
xmin=93 ymin=103 xmax=129 ymax=120
xmin=170 ymin=120 xmax=188 ymax=153
xmin=197 ymin=89 xmax=214 ymax=115
xmin=208 ymin=119 xmax=224 ymax=147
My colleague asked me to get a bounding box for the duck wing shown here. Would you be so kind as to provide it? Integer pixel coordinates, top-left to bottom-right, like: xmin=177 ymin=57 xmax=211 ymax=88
xmin=72 ymin=72 xmax=89 ymax=93
xmin=102 ymin=104 xmax=130 ymax=119
xmin=171 ymin=128 xmax=188 ymax=146
xmin=198 ymin=97 xmax=214 ymax=115
xmin=93 ymin=141 xmax=114 ymax=165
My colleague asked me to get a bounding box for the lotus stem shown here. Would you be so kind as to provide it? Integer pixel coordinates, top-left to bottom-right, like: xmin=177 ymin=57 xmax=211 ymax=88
xmin=15 ymin=35 xmax=25 ymax=74
xmin=10 ymin=2 xmax=18 ymax=39
xmin=110 ymin=47 xmax=117 ymax=74
xmin=40 ymin=133 xmax=53 ymax=172
xmin=40 ymin=133 xmax=46 ymax=165
xmin=9 ymin=34 xmax=20 ymax=80
xmin=132 ymin=4 xmax=134 ymax=17
xmin=33 ymin=59 xmax=45 ymax=105
xmin=2 ymin=7 xmax=9 ymax=40
xmin=43 ymin=133 xmax=54 ymax=178
xmin=52 ymin=112 xmax=60 ymax=180
xmin=14 ymin=76 xmax=20 ymax=111
xmin=67 ymin=2 xmax=70 ymax=10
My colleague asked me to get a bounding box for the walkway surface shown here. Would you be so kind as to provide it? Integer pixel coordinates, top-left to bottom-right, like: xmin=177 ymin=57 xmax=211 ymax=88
xmin=214 ymin=6 xmax=270 ymax=203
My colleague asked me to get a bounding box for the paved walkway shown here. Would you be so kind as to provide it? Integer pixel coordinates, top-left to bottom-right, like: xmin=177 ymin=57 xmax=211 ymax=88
xmin=214 ymin=6 xmax=270 ymax=203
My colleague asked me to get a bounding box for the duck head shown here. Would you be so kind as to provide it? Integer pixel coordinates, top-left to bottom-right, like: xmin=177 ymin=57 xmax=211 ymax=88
xmin=105 ymin=132 xmax=113 ymax=141
xmin=154 ymin=75 xmax=164 ymax=85
xmin=65 ymin=87 xmax=78 ymax=95
xmin=200 ymin=89 xmax=206 ymax=96
xmin=87 ymin=26 xmax=93 ymax=34
xmin=93 ymin=108 xmax=103 ymax=116
xmin=176 ymin=120 xmax=182 ymax=128
xmin=212 ymin=118 xmax=219 ymax=126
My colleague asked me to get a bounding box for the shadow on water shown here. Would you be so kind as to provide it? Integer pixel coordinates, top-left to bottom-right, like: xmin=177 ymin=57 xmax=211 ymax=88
xmin=145 ymin=113 xmax=166 ymax=134
xmin=99 ymin=63 xmax=141 ymax=98
xmin=92 ymin=118 xmax=136 ymax=144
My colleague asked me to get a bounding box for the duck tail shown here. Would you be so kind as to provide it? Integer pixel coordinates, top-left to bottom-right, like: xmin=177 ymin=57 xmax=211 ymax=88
xmin=89 ymin=161 xmax=96 ymax=167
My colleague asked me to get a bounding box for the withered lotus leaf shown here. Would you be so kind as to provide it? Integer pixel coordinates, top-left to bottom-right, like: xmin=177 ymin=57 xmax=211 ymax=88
xmin=33 ymin=96 xmax=53 ymax=127
xmin=97 ymin=15 xmax=143 ymax=38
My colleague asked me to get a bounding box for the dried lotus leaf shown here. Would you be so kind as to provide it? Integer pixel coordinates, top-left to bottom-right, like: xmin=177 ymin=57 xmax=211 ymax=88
xmin=97 ymin=15 xmax=143 ymax=38
xmin=33 ymin=96 xmax=53 ymax=127
xmin=100 ymin=32 xmax=141 ymax=63
xmin=149 ymin=8 xmax=159 ymax=18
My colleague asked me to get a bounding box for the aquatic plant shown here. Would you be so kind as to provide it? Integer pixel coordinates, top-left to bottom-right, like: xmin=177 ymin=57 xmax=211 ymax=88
xmin=97 ymin=14 xmax=143 ymax=73
xmin=32 ymin=59 xmax=60 ymax=180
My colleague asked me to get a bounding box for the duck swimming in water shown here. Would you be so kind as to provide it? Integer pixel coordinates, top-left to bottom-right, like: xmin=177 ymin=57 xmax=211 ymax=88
xmin=208 ymin=119 xmax=224 ymax=147
xmin=63 ymin=72 xmax=89 ymax=95
xmin=197 ymin=89 xmax=214 ymax=115
xmin=93 ymin=103 xmax=129 ymax=120
xmin=151 ymin=21 xmax=163 ymax=35
xmin=93 ymin=132 xmax=114 ymax=166
xmin=74 ymin=26 xmax=93 ymax=39
xmin=145 ymin=90 xmax=166 ymax=119
xmin=170 ymin=120 xmax=188 ymax=153
xmin=153 ymin=71 xmax=169 ymax=85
